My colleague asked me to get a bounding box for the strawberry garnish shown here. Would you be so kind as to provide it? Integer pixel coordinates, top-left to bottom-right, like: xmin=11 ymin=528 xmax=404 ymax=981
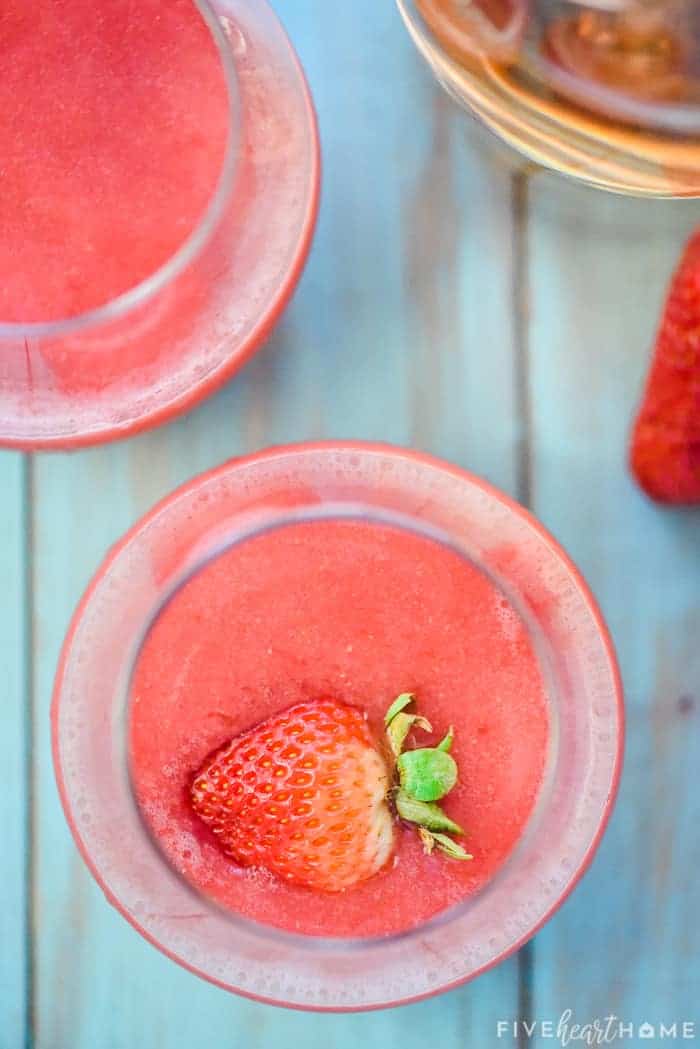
xmin=385 ymin=693 xmax=471 ymax=860
xmin=191 ymin=694 xmax=470 ymax=894
xmin=630 ymin=229 xmax=700 ymax=505
xmin=191 ymin=698 xmax=395 ymax=893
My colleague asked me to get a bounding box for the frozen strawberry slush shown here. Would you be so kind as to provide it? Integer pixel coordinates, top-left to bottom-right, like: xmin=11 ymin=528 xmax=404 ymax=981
xmin=0 ymin=0 xmax=229 ymax=324
xmin=129 ymin=519 xmax=549 ymax=938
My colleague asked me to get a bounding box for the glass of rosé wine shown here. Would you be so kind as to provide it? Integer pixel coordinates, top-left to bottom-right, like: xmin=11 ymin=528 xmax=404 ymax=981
xmin=397 ymin=0 xmax=700 ymax=196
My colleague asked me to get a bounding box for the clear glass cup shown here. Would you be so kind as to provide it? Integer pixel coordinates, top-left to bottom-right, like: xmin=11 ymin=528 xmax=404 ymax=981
xmin=0 ymin=0 xmax=319 ymax=449
xmin=52 ymin=442 xmax=623 ymax=1010
xmin=397 ymin=0 xmax=700 ymax=196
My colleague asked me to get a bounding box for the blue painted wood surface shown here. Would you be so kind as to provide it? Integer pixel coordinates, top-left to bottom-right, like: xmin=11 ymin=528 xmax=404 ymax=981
xmin=0 ymin=455 xmax=27 ymax=1049
xmin=1 ymin=1 xmax=700 ymax=1046
xmin=527 ymin=180 xmax=700 ymax=1038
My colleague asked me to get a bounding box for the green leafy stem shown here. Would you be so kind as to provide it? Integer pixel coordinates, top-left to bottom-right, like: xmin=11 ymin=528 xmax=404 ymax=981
xmin=384 ymin=693 xmax=472 ymax=861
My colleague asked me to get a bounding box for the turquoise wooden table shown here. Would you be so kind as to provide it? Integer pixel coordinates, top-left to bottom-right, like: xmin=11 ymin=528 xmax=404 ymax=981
xmin=2 ymin=3 xmax=700 ymax=1046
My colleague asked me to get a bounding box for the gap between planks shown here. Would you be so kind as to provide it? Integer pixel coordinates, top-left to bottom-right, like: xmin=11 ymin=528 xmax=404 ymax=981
xmin=22 ymin=453 xmax=36 ymax=1049
xmin=510 ymin=166 xmax=535 ymax=1047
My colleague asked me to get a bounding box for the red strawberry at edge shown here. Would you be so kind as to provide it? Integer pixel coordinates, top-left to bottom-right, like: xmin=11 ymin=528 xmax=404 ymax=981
xmin=630 ymin=229 xmax=700 ymax=504
xmin=191 ymin=699 xmax=395 ymax=893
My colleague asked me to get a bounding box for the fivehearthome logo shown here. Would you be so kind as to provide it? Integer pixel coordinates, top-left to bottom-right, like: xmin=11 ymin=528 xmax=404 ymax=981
xmin=496 ymin=1011 xmax=697 ymax=1045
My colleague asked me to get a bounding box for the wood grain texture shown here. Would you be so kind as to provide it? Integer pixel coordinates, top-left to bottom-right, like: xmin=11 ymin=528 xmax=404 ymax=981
xmin=526 ymin=177 xmax=700 ymax=1036
xmin=0 ymin=453 xmax=28 ymax=1049
xmin=27 ymin=1 xmax=524 ymax=1046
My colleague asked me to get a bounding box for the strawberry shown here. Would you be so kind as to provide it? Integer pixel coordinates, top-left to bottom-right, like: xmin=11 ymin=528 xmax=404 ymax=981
xmin=191 ymin=698 xmax=395 ymax=893
xmin=630 ymin=229 xmax=700 ymax=504
xmin=191 ymin=694 xmax=471 ymax=894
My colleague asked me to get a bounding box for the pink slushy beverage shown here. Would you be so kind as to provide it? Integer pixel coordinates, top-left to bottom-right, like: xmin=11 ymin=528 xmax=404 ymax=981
xmin=130 ymin=517 xmax=548 ymax=937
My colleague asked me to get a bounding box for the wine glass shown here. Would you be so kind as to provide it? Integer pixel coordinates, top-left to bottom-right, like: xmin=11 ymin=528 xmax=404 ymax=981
xmin=397 ymin=0 xmax=700 ymax=195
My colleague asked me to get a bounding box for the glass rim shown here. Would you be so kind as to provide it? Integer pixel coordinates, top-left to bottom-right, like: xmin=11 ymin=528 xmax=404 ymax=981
xmin=0 ymin=0 xmax=240 ymax=340
xmin=51 ymin=441 xmax=625 ymax=1008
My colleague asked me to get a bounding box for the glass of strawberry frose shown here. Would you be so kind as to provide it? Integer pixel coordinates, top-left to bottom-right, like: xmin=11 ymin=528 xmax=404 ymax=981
xmin=52 ymin=443 xmax=623 ymax=1011
xmin=0 ymin=0 xmax=319 ymax=449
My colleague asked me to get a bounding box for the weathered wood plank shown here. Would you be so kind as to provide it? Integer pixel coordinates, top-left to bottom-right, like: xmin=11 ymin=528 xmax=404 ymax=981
xmin=0 ymin=452 xmax=28 ymax=1049
xmin=527 ymin=177 xmax=700 ymax=1038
